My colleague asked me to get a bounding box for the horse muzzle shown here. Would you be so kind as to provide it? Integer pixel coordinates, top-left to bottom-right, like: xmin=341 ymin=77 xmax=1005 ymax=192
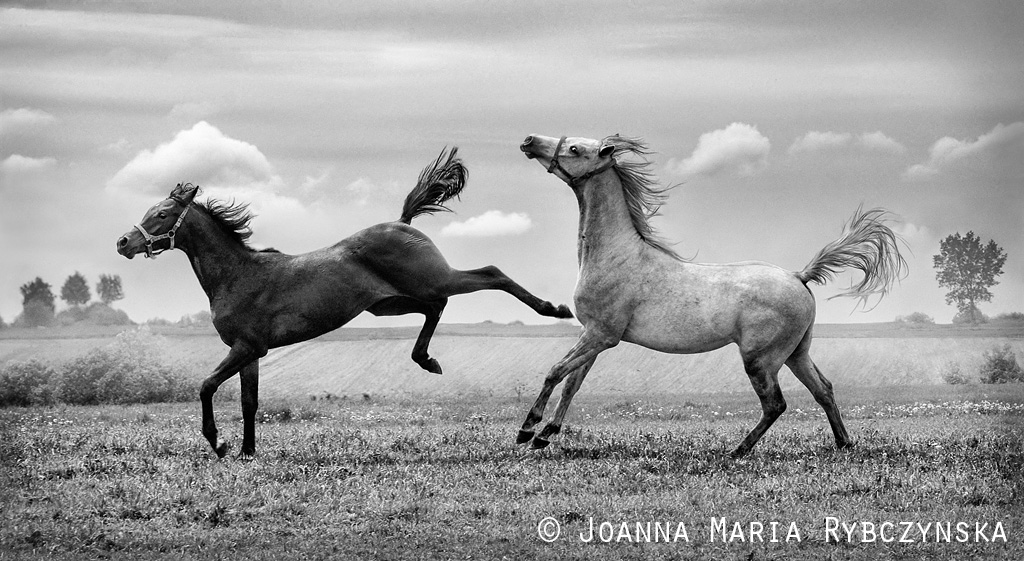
xmin=520 ymin=136 xmax=536 ymax=159
xmin=521 ymin=135 xmax=553 ymax=161
xmin=116 ymin=232 xmax=139 ymax=259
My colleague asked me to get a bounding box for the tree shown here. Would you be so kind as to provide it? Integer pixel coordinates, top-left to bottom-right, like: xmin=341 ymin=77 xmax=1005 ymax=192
xmin=96 ymin=274 xmax=124 ymax=305
xmin=60 ymin=272 xmax=91 ymax=308
xmin=933 ymin=232 xmax=1007 ymax=324
xmin=18 ymin=277 xmax=56 ymax=328
xmin=20 ymin=277 xmax=55 ymax=311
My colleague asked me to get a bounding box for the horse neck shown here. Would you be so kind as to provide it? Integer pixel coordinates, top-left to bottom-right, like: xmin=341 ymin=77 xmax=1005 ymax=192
xmin=176 ymin=208 xmax=255 ymax=299
xmin=574 ymin=170 xmax=643 ymax=266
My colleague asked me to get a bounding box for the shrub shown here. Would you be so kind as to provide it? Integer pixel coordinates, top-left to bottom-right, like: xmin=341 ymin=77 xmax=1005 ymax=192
xmin=896 ymin=312 xmax=934 ymax=326
xmin=85 ymin=303 xmax=133 ymax=326
xmin=994 ymin=312 xmax=1024 ymax=323
xmin=55 ymin=306 xmax=89 ymax=326
xmin=52 ymin=328 xmax=194 ymax=404
xmin=0 ymin=360 xmax=55 ymax=406
xmin=952 ymin=307 xmax=988 ymax=325
xmin=941 ymin=361 xmax=970 ymax=385
xmin=15 ymin=300 xmax=55 ymax=328
xmin=978 ymin=345 xmax=1023 ymax=384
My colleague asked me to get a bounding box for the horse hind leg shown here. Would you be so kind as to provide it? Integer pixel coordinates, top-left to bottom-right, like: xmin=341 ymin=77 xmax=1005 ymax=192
xmin=732 ymin=353 xmax=788 ymax=458
xmin=786 ymin=348 xmax=852 ymax=450
xmin=443 ymin=266 xmax=573 ymax=319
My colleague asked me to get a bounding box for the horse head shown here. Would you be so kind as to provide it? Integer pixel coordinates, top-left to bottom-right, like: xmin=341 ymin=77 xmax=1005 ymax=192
xmin=520 ymin=135 xmax=616 ymax=188
xmin=116 ymin=183 xmax=200 ymax=259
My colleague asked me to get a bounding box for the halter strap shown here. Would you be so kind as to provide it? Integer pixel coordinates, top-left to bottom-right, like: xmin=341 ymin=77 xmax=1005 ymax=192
xmin=546 ymin=136 xmax=616 ymax=188
xmin=134 ymin=202 xmax=191 ymax=259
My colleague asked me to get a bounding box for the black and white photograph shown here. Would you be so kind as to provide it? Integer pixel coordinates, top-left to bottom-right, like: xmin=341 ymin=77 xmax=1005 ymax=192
xmin=1 ymin=1 xmax=1022 ymax=559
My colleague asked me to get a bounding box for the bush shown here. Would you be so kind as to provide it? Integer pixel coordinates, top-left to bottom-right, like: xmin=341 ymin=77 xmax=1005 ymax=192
xmin=896 ymin=312 xmax=934 ymax=326
xmin=55 ymin=306 xmax=89 ymax=326
xmin=52 ymin=328 xmax=194 ymax=405
xmin=15 ymin=300 xmax=55 ymax=328
xmin=0 ymin=360 xmax=55 ymax=406
xmin=85 ymin=303 xmax=133 ymax=326
xmin=994 ymin=312 xmax=1024 ymax=323
xmin=978 ymin=345 xmax=1023 ymax=384
xmin=952 ymin=307 xmax=988 ymax=325
xmin=941 ymin=361 xmax=970 ymax=385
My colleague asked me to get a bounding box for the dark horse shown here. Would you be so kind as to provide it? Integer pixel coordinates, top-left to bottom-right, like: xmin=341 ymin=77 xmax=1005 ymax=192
xmin=117 ymin=148 xmax=572 ymax=458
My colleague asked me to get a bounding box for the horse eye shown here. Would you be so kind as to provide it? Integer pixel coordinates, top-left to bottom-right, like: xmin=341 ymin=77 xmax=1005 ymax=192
xmin=158 ymin=211 xmax=167 ymax=219
xmin=569 ymin=146 xmax=579 ymax=155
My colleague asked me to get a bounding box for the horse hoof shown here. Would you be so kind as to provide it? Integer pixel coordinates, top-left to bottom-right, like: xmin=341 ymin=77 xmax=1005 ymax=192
xmin=516 ymin=429 xmax=534 ymax=445
xmin=421 ymin=358 xmax=443 ymax=375
xmin=554 ymin=304 xmax=574 ymax=319
xmin=531 ymin=437 xmax=551 ymax=450
xmin=214 ymin=440 xmax=230 ymax=459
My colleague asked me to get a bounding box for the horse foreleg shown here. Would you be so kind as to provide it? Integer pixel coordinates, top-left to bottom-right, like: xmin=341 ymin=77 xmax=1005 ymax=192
xmin=200 ymin=343 xmax=261 ymax=458
xmin=446 ymin=266 xmax=573 ymax=319
xmin=368 ymin=296 xmax=446 ymax=374
xmin=518 ymin=330 xmax=615 ymax=446
xmin=411 ymin=299 xmax=446 ymax=374
xmin=239 ymin=360 xmax=259 ymax=459
xmin=532 ymin=357 xmax=597 ymax=449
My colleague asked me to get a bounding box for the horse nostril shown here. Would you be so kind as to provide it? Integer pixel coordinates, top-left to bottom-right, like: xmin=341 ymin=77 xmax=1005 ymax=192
xmin=522 ymin=136 xmax=534 ymax=147
xmin=118 ymin=236 xmax=128 ymax=248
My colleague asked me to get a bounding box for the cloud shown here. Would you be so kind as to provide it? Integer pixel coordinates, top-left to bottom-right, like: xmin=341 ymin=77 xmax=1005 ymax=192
xmin=904 ymin=122 xmax=1024 ymax=181
xmin=788 ymin=130 xmax=905 ymax=155
xmin=857 ymin=131 xmax=906 ymax=153
xmin=0 ymin=108 xmax=56 ymax=135
xmin=1 ymin=154 xmax=57 ymax=174
xmin=668 ymin=123 xmax=770 ymax=177
xmin=788 ymin=131 xmax=852 ymax=154
xmin=441 ymin=210 xmax=532 ymax=237
xmin=106 ymin=121 xmax=282 ymax=195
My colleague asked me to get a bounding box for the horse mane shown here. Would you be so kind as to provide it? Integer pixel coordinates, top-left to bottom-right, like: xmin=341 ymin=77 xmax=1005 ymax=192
xmin=194 ymin=197 xmax=279 ymax=253
xmin=601 ymin=136 xmax=683 ymax=261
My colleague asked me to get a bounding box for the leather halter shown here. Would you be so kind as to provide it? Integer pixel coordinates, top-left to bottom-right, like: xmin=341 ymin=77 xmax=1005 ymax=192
xmin=133 ymin=198 xmax=191 ymax=259
xmin=547 ymin=136 xmax=616 ymax=188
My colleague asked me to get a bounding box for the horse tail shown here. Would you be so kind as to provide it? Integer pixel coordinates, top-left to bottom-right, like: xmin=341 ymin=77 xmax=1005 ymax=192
xmin=399 ymin=146 xmax=467 ymax=224
xmin=796 ymin=207 xmax=908 ymax=309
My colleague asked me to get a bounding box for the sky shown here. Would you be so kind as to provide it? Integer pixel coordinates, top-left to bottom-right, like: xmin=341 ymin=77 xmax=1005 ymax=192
xmin=1 ymin=0 xmax=1022 ymax=328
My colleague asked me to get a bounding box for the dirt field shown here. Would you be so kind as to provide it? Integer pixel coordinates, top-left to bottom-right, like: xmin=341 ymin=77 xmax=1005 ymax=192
xmin=3 ymin=322 xmax=1022 ymax=401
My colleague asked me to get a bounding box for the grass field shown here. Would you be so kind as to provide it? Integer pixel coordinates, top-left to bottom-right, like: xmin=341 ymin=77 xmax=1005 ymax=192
xmin=2 ymin=385 xmax=1023 ymax=559
xmin=2 ymin=323 xmax=1023 ymax=559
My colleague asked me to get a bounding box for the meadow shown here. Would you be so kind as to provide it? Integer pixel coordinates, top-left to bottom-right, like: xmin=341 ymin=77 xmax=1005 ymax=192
xmin=1 ymin=323 xmax=1023 ymax=560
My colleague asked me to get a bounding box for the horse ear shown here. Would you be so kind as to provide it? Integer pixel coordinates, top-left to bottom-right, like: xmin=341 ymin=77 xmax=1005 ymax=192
xmin=599 ymin=145 xmax=615 ymax=158
xmin=169 ymin=183 xmax=200 ymax=204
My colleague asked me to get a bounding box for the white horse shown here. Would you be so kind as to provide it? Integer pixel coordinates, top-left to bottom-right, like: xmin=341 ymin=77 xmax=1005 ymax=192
xmin=518 ymin=134 xmax=907 ymax=457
